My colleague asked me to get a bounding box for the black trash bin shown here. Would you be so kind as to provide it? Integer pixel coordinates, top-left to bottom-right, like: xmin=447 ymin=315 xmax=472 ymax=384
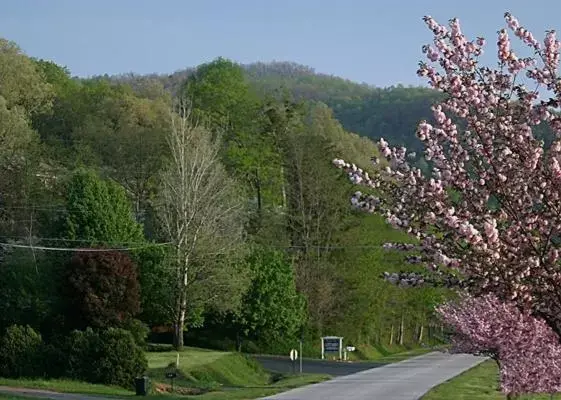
xmin=134 ymin=376 xmax=150 ymax=396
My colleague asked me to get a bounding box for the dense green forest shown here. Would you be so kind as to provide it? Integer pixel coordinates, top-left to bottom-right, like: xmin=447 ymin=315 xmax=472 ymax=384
xmin=110 ymin=61 xmax=444 ymax=155
xmin=0 ymin=36 xmax=449 ymax=365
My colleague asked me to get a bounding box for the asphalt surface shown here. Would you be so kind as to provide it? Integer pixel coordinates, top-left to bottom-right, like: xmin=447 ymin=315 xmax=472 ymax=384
xmin=253 ymin=355 xmax=385 ymax=376
xmin=0 ymin=387 xmax=107 ymax=399
xmin=260 ymin=351 xmax=487 ymax=400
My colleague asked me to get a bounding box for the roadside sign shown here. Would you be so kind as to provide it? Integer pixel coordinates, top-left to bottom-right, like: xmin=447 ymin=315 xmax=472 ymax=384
xmin=290 ymin=349 xmax=298 ymax=361
xmin=321 ymin=336 xmax=343 ymax=360
xmin=323 ymin=337 xmax=341 ymax=352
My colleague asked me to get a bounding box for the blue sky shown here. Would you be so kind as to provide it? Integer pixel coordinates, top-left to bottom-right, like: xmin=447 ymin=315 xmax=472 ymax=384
xmin=1 ymin=0 xmax=559 ymax=86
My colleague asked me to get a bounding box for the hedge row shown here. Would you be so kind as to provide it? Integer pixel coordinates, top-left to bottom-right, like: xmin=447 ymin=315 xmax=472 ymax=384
xmin=0 ymin=324 xmax=147 ymax=389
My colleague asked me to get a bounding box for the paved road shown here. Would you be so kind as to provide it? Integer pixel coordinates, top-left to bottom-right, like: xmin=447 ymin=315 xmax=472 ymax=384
xmin=253 ymin=355 xmax=385 ymax=376
xmin=0 ymin=387 xmax=107 ymax=399
xmin=261 ymin=351 xmax=487 ymax=400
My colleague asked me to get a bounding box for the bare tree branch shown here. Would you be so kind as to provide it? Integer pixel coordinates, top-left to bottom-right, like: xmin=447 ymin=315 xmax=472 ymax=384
xmin=156 ymin=99 xmax=247 ymax=349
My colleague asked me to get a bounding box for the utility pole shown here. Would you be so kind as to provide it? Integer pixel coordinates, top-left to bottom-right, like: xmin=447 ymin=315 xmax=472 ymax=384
xmin=299 ymin=326 xmax=304 ymax=374
xmin=299 ymin=338 xmax=303 ymax=374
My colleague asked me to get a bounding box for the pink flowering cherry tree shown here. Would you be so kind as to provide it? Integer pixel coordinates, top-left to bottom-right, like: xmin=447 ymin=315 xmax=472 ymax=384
xmin=438 ymin=293 xmax=561 ymax=395
xmin=334 ymin=13 xmax=561 ymax=395
xmin=334 ymin=12 xmax=561 ymax=340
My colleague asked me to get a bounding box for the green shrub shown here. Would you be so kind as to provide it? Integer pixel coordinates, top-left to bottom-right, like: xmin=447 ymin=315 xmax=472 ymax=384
xmin=64 ymin=328 xmax=101 ymax=382
xmin=41 ymin=342 xmax=68 ymax=378
xmin=122 ymin=319 xmax=149 ymax=346
xmin=64 ymin=328 xmax=148 ymax=388
xmin=96 ymin=328 xmax=147 ymax=388
xmin=146 ymin=343 xmax=174 ymax=352
xmin=242 ymin=340 xmax=261 ymax=354
xmin=0 ymin=325 xmax=44 ymax=378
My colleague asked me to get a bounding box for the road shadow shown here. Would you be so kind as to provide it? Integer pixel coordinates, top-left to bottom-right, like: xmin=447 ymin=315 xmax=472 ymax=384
xmin=252 ymin=355 xmax=385 ymax=376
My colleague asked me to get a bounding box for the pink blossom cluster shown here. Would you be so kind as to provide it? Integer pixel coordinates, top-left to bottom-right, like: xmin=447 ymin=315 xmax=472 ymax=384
xmin=350 ymin=191 xmax=381 ymax=213
xmin=384 ymin=271 xmax=426 ymax=287
xmin=405 ymin=255 xmax=423 ymax=264
xmin=382 ymin=242 xmax=418 ymax=251
xmin=333 ymin=12 xmax=561 ymax=393
xmin=333 ymin=158 xmax=460 ymax=275
xmin=439 ymin=294 xmax=561 ymax=394
xmin=332 ymin=158 xmax=378 ymax=187
xmin=336 ymin=12 xmax=561 ymax=338
xmin=383 ymin=271 xmax=463 ymax=288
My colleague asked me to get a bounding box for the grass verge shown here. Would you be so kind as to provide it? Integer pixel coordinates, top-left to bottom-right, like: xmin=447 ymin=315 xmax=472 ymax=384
xmin=0 ymin=378 xmax=131 ymax=396
xmin=0 ymin=345 xmax=435 ymax=399
xmin=346 ymin=341 xmax=448 ymax=362
xmin=147 ymin=348 xmax=269 ymax=389
xmin=0 ymin=347 xmax=330 ymax=399
xmin=421 ymin=360 xmax=561 ymax=400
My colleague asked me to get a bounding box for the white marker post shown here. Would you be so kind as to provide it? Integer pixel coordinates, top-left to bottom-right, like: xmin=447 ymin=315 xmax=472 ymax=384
xmin=344 ymin=345 xmax=356 ymax=361
xmin=290 ymin=349 xmax=298 ymax=374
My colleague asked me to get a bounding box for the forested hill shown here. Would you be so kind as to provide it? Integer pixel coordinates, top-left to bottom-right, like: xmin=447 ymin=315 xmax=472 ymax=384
xmin=245 ymin=62 xmax=442 ymax=153
xmin=110 ymin=60 xmax=443 ymax=153
xmin=0 ymin=42 xmax=449 ymax=357
xmin=245 ymin=61 xmax=443 ymax=153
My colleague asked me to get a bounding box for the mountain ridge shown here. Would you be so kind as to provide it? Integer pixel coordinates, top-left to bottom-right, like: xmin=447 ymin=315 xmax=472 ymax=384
xmin=108 ymin=60 xmax=441 ymax=154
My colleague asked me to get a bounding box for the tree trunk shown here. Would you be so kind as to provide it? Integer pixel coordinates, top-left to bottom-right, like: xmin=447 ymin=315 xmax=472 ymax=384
xmin=418 ymin=325 xmax=424 ymax=343
xmin=173 ymin=307 xmax=186 ymax=350
xmin=236 ymin=331 xmax=242 ymax=352
xmin=173 ymin=296 xmax=187 ymax=351
xmin=255 ymin=168 xmax=262 ymax=211
xmin=280 ymin=166 xmax=287 ymax=209
xmin=389 ymin=324 xmax=394 ymax=345
xmin=399 ymin=316 xmax=405 ymax=346
xmin=173 ymin=276 xmax=188 ymax=350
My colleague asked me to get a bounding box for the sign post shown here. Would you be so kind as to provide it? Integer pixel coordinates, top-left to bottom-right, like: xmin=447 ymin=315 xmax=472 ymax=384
xmin=165 ymin=372 xmax=177 ymax=392
xmin=344 ymin=345 xmax=356 ymax=361
xmin=321 ymin=336 xmax=343 ymax=360
xmin=290 ymin=349 xmax=298 ymax=374
xmin=299 ymin=339 xmax=303 ymax=374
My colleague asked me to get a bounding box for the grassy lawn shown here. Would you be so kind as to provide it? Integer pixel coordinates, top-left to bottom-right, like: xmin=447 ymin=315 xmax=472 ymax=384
xmin=0 ymin=347 xmax=330 ymax=399
xmin=145 ymin=347 xmax=330 ymax=397
xmin=146 ymin=347 xmax=270 ymax=389
xmin=0 ymin=345 xmax=437 ymax=399
xmin=0 ymin=377 xmax=131 ymax=397
xmin=422 ymin=360 xmax=561 ymax=400
xmin=375 ymin=346 xmax=442 ymax=363
xmin=346 ymin=341 xmax=447 ymax=363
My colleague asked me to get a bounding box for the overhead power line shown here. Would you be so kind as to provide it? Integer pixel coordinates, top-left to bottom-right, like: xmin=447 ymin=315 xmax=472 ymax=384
xmin=0 ymin=235 xmax=160 ymax=245
xmin=0 ymin=240 xmax=418 ymax=252
xmin=0 ymin=241 xmax=171 ymax=252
